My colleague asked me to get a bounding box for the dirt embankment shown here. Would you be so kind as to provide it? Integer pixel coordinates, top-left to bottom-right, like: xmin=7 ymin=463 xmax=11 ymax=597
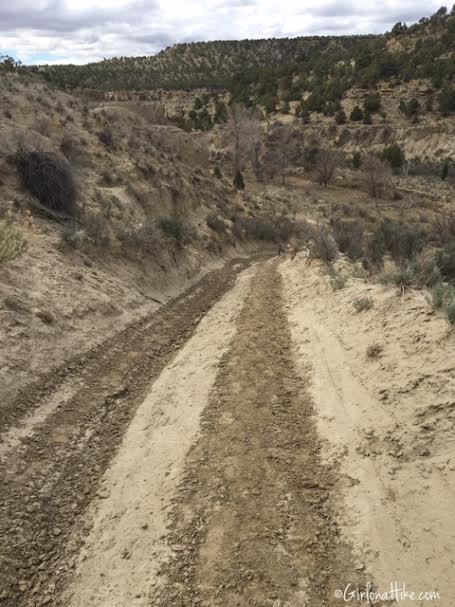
xmin=281 ymin=254 xmax=455 ymax=605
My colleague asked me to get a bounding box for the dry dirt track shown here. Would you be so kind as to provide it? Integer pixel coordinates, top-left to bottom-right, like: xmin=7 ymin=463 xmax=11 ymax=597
xmin=0 ymin=257 xmax=253 ymax=607
xmin=148 ymin=261 xmax=361 ymax=607
xmin=1 ymin=256 xmax=451 ymax=607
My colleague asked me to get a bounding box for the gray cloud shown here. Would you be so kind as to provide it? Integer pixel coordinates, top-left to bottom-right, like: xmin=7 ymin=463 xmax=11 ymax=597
xmin=0 ymin=0 xmax=444 ymax=64
xmin=301 ymin=1 xmax=440 ymax=25
xmin=0 ymin=0 xmax=159 ymax=33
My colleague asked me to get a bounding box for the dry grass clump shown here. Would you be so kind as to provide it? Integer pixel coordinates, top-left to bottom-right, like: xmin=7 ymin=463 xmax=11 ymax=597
xmin=0 ymin=221 xmax=27 ymax=263
xmin=330 ymin=270 xmax=348 ymax=290
xmin=366 ymin=343 xmax=383 ymax=359
xmin=353 ymin=296 xmax=374 ymax=312
xmin=431 ymin=283 xmax=455 ymax=325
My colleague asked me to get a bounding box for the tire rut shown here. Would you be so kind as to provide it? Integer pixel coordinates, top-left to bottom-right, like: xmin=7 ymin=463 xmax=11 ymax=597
xmin=0 ymin=257 xmax=255 ymax=607
xmin=152 ymin=260 xmax=363 ymax=607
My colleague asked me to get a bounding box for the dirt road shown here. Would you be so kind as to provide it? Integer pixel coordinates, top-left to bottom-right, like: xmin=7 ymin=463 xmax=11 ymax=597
xmin=1 ymin=256 xmax=453 ymax=607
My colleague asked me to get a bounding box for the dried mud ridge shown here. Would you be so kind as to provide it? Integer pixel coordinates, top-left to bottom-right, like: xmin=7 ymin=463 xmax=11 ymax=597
xmin=0 ymin=257 xmax=255 ymax=607
xmin=152 ymin=262 xmax=363 ymax=607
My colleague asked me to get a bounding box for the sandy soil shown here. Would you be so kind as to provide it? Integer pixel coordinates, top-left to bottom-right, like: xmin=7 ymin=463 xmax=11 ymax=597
xmin=281 ymin=254 xmax=455 ymax=606
xmin=1 ymin=254 xmax=454 ymax=607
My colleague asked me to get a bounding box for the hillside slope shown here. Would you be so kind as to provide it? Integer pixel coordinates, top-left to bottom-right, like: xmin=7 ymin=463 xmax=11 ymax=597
xmin=24 ymin=8 xmax=455 ymax=166
xmin=34 ymin=36 xmax=376 ymax=91
xmin=34 ymin=7 xmax=455 ymax=109
xmin=0 ymin=69 xmax=295 ymax=404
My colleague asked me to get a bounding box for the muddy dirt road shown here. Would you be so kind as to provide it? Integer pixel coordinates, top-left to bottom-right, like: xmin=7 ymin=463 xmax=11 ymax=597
xmin=1 ymin=256 xmax=453 ymax=607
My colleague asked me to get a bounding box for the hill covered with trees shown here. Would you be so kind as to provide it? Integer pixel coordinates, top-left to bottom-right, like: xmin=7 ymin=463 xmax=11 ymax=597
xmin=32 ymin=7 xmax=455 ymax=112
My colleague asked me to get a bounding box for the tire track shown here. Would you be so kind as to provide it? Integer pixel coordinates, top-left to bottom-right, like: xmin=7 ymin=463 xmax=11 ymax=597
xmin=152 ymin=260 xmax=362 ymax=607
xmin=0 ymin=257 xmax=254 ymax=607
xmin=61 ymin=264 xmax=255 ymax=607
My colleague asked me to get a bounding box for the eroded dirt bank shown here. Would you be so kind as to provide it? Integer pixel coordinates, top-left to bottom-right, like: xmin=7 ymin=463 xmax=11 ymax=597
xmin=281 ymin=255 xmax=455 ymax=606
xmin=0 ymin=257 xmax=255 ymax=607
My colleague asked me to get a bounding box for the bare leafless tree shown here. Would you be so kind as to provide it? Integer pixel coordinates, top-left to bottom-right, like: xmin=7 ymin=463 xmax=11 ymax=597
xmin=314 ymin=148 xmax=339 ymax=188
xmin=225 ymin=103 xmax=265 ymax=185
xmin=363 ymin=154 xmax=391 ymax=199
xmin=226 ymin=102 xmax=252 ymax=175
xmin=249 ymin=120 xmax=265 ymax=182
xmin=264 ymin=123 xmax=296 ymax=185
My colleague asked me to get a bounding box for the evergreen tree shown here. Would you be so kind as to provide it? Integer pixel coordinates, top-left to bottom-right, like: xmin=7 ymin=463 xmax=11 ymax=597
xmin=352 ymin=151 xmax=362 ymax=169
xmin=233 ymin=170 xmax=245 ymax=190
xmin=364 ymin=94 xmax=381 ymax=113
xmin=350 ymin=106 xmax=363 ymax=121
xmin=381 ymin=144 xmax=405 ymax=170
xmin=335 ymin=109 xmax=347 ymax=124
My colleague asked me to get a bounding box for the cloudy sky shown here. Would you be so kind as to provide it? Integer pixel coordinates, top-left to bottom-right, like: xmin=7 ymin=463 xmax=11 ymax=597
xmin=0 ymin=0 xmax=445 ymax=65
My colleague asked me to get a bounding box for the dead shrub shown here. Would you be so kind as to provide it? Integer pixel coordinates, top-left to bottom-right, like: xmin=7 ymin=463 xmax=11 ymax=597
xmin=309 ymin=225 xmax=338 ymax=263
xmin=314 ymin=148 xmax=339 ymax=188
xmin=98 ymin=128 xmax=114 ymax=148
xmin=60 ymin=134 xmax=83 ymax=164
xmin=15 ymin=149 xmax=77 ymax=216
xmin=206 ymin=213 xmax=226 ymax=233
xmin=158 ymin=216 xmax=194 ymax=246
xmin=331 ymin=217 xmax=364 ymax=260
xmin=363 ymin=154 xmax=391 ymax=198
